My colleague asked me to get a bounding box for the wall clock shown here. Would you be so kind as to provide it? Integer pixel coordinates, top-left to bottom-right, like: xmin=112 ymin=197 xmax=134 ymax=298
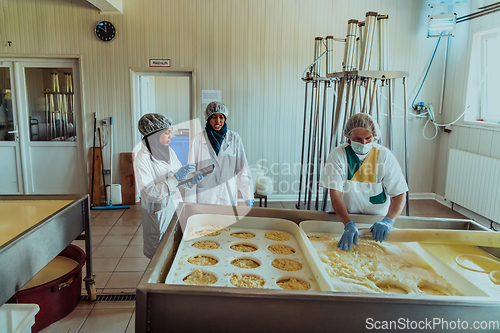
xmin=95 ymin=21 xmax=116 ymax=42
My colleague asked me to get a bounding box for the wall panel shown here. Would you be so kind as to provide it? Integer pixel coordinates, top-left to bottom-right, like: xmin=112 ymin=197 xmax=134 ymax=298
xmin=1 ymin=0 xmax=452 ymax=196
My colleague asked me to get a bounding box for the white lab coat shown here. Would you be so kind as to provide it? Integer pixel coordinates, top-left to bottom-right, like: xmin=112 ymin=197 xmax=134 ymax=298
xmin=134 ymin=143 xmax=183 ymax=259
xmin=320 ymin=142 xmax=408 ymax=216
xmin=185 ymin=130 xmax=253 ymax=206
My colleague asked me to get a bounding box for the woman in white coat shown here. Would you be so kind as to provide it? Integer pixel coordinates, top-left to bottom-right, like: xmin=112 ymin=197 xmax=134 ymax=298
xmin=320 ymin=113 xmax=408 ymax=251
xmin=186 ymin=102 xmax=254 ymax=207
xmin=135 ymin=113 xmax=203 ymax=259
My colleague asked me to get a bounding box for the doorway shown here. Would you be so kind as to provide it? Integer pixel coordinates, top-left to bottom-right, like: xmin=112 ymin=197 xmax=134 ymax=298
xmin=131 ymin=69 xmax=198 ymax=163
xmin=0 ymin=58 xmax=85 ymax=195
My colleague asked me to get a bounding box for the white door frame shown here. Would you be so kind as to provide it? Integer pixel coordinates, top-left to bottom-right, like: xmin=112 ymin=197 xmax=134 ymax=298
xmin=129 ymin=68 xmax=196 ymax=147
xmin=1 ymin=57 xmax=86 ymax=194
xmin=0 ymin=61 xmax=23 ymax=194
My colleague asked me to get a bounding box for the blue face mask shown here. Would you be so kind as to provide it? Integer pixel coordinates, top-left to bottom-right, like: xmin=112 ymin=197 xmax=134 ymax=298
xmin=351 ymin=141 xmax=373 ymax=155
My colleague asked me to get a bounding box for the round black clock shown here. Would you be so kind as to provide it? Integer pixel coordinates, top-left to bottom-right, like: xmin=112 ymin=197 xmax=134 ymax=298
xmin=95 ymin=21 xmax=116 ymax=42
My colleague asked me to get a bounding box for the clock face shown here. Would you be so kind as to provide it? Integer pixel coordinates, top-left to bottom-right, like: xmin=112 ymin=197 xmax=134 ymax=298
xmin=95 ymin=21 xmax=116 ymax=42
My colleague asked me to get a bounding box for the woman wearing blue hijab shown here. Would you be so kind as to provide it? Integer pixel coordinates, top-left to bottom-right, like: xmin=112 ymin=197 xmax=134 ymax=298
xmin=186 ymin=102 xmax=254 ymax=207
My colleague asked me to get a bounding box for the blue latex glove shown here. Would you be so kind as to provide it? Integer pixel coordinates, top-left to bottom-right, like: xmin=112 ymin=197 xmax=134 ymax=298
xmin=370 ymin=217 xmax=394 ymax=242
xmin=245 ymin=199 xmax=254 ymax=207
xmin=192 ymin=172 xmax=203 ymax=185
xmin=337 ymin=222 xmax=359 ymax=251
xmin=174 ymin=164 xmax=195 ymax=181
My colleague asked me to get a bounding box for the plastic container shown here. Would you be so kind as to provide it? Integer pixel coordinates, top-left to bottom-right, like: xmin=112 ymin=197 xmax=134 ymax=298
xmin=0 ymin=304 xmax=40 ymax=333
xmin=8 ymin=244 xmax=85 ymax=333
xmin=166 ymin=215 xmax=328 ymax=291
xmin=249 ymin=165 xmax=265 ymax=194
xmin=255 ymin=176 xmax=273 ymax=196
xmin=106 ymin=184 xmax=122 ymax=205
xmin=299 ymin=220 xmax=488 ymax=296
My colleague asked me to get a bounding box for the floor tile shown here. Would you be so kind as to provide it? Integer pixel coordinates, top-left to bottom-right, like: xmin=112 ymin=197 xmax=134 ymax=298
xmin=123 ymin=246 xmax=146 ymax=258
xmin=91 ymin=217 xmax=118 ymax=227
xmin=125 ymin=310 xmax=135 ymax=333
xmin=90 ymin=210 xmax=102 ymax=219
xmin=100 ymin=235 xmax=134 ymax=246
xmin=129 ymin=234 xmax=142 ymax=246
xmin=91 ymin=235 xmax=105 ymax=248
xmin=94 ymin=302 xmax=135 ymax=310
xmin=103 ymin=288 xmax=137 ymax=294
xmin=94 ymin=272 xmax=113 ymax=289
xmin=93 ymin=257 xmax=121 ymax=272
xmin=114 ymin=218 xmax=142 ymax=227
xmin=281 ymin=201 xmax=299 ymax=210
xmin=266 ymin=202 xmax=284 ymax=208
xmin=108 ymin=226 xmax=139 ymax=236
xmin=78 ymin=308 xmax=134 ymax=333
xmin=91 ymin=226 xmax=112 ymax=236
xmin=97 ymin=209 xmax=126 ymax=219
xmin=115 ymin=257 xmax=150 ymax=272
xmin=40 ymin=308 xmax=91 ymax=333
xmin=106 ymin=272 xmax=144 ymax=289
xmin=93 ymin=245 xmax=127 ymax=258
xmin=74 ymin=301 xmax=96 ymax=311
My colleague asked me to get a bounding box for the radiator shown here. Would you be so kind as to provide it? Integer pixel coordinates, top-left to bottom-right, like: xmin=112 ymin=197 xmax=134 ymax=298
xmin=445 ymin=149 xmax=500 ymax=222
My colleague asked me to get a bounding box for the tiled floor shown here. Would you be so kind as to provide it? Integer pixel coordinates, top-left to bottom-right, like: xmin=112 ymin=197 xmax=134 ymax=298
xmin=40 ymin=199 xmax=468 ymax=333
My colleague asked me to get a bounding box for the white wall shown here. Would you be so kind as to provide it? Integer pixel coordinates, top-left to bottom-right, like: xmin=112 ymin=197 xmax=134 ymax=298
xmin=0 ymin=0 xmax=456 ymax=196
xmin=434 ymin=0 xmax=500 ymax=197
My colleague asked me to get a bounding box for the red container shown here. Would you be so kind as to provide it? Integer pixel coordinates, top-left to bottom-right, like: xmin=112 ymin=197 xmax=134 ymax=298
xmin=8 ymin=244 xmax=85 ymax=333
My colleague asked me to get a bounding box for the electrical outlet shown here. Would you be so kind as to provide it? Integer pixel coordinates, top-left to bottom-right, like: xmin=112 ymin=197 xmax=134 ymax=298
xmin=102 ymin=119 xmax=108 ymax=125
xmin=103 ymin=169 xmax=111 ymax=174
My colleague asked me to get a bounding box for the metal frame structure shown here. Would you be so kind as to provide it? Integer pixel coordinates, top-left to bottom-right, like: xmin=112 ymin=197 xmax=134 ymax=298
xmin=0 ymin=194 xmax=96 ymax=305
xmin=296 ymin=12 xmax=411 ymax=216
xmin=136 ymin=203 xmax=499 ymax=333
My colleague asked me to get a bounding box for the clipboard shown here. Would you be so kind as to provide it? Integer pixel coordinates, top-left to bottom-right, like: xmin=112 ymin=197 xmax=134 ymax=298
xmin=177 ymin=164 xmax=215 ymax=186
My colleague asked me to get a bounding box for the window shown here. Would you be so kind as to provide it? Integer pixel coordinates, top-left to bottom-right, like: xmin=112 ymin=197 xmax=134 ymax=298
xmin=465 ymin=28 xmax=500 ymax=124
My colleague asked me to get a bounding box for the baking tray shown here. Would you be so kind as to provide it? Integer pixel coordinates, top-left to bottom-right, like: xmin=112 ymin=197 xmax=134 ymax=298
xmin=165 ymin=214 xmax=328 ymax=291
xmin=299 ymin=220 xmax=488 ymax=297
xmin=136 ymin=203 xmax=500 ymax=333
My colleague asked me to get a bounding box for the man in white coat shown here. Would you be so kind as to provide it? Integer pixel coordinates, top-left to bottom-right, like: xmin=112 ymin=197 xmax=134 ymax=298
xmin=134 ymin=113 xmax=203 ymax=259
xmin=185 ymin=102 xmax=254 ymax=207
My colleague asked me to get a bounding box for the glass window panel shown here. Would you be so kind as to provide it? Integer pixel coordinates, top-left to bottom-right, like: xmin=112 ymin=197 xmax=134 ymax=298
xmin=25 ymin=68 xmax=75 ymax=141
xmin=0 ymin=67 xmax=14 ymax=141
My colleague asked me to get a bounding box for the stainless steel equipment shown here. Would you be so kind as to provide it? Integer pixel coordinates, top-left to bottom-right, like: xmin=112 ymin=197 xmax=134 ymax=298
xmin=136 ymin=203 xmax=500 ymax=333
xmin=0 ymin=194 xmax=95 ymax=305
xmin=297 ymin=13 xmax=411 ymax=217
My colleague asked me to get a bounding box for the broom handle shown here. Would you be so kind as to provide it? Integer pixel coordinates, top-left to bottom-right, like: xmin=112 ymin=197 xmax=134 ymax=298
xmin=110 ymin=116 xmax=113 ymax=205
xmin=98 ymin=127 xmax=107 ymax=203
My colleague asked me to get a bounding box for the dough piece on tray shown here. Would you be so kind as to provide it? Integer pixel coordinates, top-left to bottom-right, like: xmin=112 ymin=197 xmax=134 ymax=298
xmin=183 ymin=270 xmax=217 ymax=286
xmin=265 ymin=231 xmax=290 ymax=241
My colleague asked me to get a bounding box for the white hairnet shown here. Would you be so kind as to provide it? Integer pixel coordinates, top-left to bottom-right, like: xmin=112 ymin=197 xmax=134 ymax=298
xmin=138 ymin=113 xmax=173 ymax=137
xmin=343 ymin=113 xmax=381 ymax=139
xmin=204 ymin=101 xmax=228 ymax=121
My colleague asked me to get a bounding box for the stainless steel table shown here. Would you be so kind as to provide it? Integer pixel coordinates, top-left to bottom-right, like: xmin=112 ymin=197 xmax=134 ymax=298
xmin=0 ymin=194 xmax=95 ymax=305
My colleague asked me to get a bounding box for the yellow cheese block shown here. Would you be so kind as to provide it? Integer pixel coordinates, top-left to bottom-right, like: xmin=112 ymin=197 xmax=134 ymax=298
xmin=0 ymin=200 xmax=73 ymax=247
xmin=20 ymin=256 xmax=79 ymax=290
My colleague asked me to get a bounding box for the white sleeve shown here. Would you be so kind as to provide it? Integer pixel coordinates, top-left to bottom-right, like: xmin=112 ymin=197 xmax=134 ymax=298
xmin=380 ymin=151 xmax=408 ymax=197
xmin=134 ymin=152 xmax=178 ymax=204
xmin=235 ymin=137 xmax=253 ymax=201
xmin=319 ymin=147 xmax=346 ymax=192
